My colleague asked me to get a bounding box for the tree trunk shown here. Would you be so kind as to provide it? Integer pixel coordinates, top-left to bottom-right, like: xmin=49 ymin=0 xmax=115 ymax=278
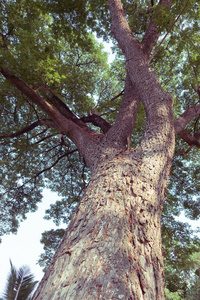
xmin=33 ymin=145 xmax=173 ymax=299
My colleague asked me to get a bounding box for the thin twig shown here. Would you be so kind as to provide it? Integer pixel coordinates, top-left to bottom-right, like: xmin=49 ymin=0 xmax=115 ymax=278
xmin=0 ymin=119 xmax=56 ymax=139
xmin=149 ymin=0 xmax=190 ymax=62
xmin=174 ymin=25 xmax=200 ymax=54
xmin=179 ymin=145 xmax=194 ymax=155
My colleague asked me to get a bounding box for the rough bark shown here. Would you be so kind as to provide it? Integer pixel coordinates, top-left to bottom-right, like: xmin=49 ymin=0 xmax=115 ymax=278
xmin=33 ymin=145 xmax=173 ymax=300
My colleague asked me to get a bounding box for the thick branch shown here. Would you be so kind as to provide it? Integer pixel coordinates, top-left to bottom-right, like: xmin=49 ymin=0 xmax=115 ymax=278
xmin=45 ymin=90 xmax=94 ymax=134
xmin=81 ymin=75 xmax=140 ymax=150
xmin=141 ymin=0 xmax=172 ymax=57
xmin=0 ymin=68 xmax=98 ymax=166
xmin=178 ymin=130 xmax=200 ymax=148
xmin=174 ymin=105 xmax=200 ymax=134
xmin=141 ymin=18 xmax=160 ymax=57
xmin=80 ymin=114 xmax=112 ymax=133
xmin=108 ymin=0 xmax=175 ymax=155
xmin=108 ymin=0 xmax=141 ymax=56
xmin=0 ymin=119 xmax=57 ymax=139
xmin=102 ymin=74 xmax=140 ymax=149
xmin=175 ymin=105 xmax=200 ymax=148
xmin=0 ymin=68 xmax=64 ymax=120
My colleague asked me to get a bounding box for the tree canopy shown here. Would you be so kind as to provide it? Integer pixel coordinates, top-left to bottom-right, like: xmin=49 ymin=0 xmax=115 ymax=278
xmin=0 ymin=0 xmax=200 ymax=298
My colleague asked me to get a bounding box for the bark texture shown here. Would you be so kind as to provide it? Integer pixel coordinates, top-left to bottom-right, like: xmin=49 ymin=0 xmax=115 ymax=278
xmin=33 ymin=137 xmax=174 ymax=299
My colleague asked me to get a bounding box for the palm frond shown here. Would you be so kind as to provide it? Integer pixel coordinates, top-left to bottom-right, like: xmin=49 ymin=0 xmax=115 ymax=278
xmin=2 ymin=260 xmax=38 ymax=300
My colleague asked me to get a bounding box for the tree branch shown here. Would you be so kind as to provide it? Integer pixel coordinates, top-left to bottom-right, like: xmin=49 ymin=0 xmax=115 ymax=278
xmin=0 ymin=119 xmax=57 ymax=139
xmin=108 ymin=0 xmax=175 ymax=154
xmin=8 ymin=149 xmax=79 ymax=192
xmin=44 ymin=89 xmax=94 ymax=134
xmin=175 ymin=104 xmax=200 ymax=149
xmin=174 ymin=105 xmax=200 ymax=134
xmin=141 ymin=18 xmax=160 ymax=58
xmin=80 ymin=114 xmax=112 ymax=133
xmin=0 ymin=67 xmax=96 ymax=156
xmin=178 ymin=129 xmax=200 ymax=148
xmin=141 ymin=0 xmax=172 ymax=57
xmin=34 ymin=134 xmax=56 ymax=145
xmin=79 ymin=90 xmax=125 ymax=133
xmin=102 ymin=74 xmax=140 ymax=150
xmin=178 ymin=145 xmax=194 ymax=155
xmin=108 ymin=0 xmax=141 ymax=56
xmin=0 ymin=68 xmax=62 ymax=120
xmin=149 ymin=0 xmax=190 ymax=62
xmin=35 ymin=149 xmax=78 ymax=180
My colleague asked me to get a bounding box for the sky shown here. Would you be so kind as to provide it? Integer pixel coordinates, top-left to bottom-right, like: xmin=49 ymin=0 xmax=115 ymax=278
xmin=0 ymin=189 xmax=64 ymax=296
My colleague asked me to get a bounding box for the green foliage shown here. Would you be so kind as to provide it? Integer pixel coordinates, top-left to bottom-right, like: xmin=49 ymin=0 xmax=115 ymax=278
xmin=2 ymin=260 xmax=38 ymax=300
xmin=162 ymin=151 xmax=200 ymax=298
xmin=37 ymin=229 xmax=65 ymax=272
xmin=0 ymin=0 xmax=200 ymax=297
xmin=164 ymin=251 xmax=200 ymax=299
xmin=0 ymin=0 xmax=118 ymax=236
xmin=165 ymin=288 xmax=184 ymax=300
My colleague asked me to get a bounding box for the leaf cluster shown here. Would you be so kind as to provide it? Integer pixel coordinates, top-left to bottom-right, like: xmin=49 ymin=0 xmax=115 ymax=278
xmin=1 ymin=260 xmax=38 ymax=300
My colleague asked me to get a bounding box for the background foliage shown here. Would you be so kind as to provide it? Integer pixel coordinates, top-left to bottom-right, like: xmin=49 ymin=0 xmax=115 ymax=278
xmin=0 ymin=0 xmax=200 ymax=298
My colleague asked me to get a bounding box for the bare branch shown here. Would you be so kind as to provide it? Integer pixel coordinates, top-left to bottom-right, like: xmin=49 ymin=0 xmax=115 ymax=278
xmin=80 ymin=114 xmax=112 ymax=133
xmin=178 ymin=129 xmax=200 ymax=148
xmin=4 ymin=149 xmax=79 ymax=194
xmin=109 ymin=90 xmax=125 ymax=102
xmin=149 ymin=0 xmax=190 ymax=62
xmin=0 ymin=33 xmax=8 ymax=51
xmin=194 ymin=116 xmax=200 ymax=135
xmin=142 ymin=0 xmax=172 ymax=57
xmin=102 ymin=74 xmax=140 ymax=150
xmin=178 ymin=145 xmax=194 ymax=155
xmin=141 ymin=18 xmax=160 ymax=57
xmin=178 ymin=130 xmax=200 ymax=154
xmin=194 ymin=132 xmax=200 ymax=140
xmin=34 ymin=134 xmax=56 ymax=145
xmin=174 ymin=105 xmax=200 ymax=134
xmin=35 ymin=149 xmax=77 ymax=179
xmin=0 ymin=68 xmax=96 ymax=160
xmin=0 ymin=119 xmax=57 ymax=139
xmin=90 ymin=90 xmax=124 ymax=114
xmin=0 ymin=68 xmax=62 ymax=117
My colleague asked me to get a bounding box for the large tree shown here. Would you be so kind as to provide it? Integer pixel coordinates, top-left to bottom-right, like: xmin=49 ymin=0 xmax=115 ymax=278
xmin=1 ymin=0 xmax=200 ymax=299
